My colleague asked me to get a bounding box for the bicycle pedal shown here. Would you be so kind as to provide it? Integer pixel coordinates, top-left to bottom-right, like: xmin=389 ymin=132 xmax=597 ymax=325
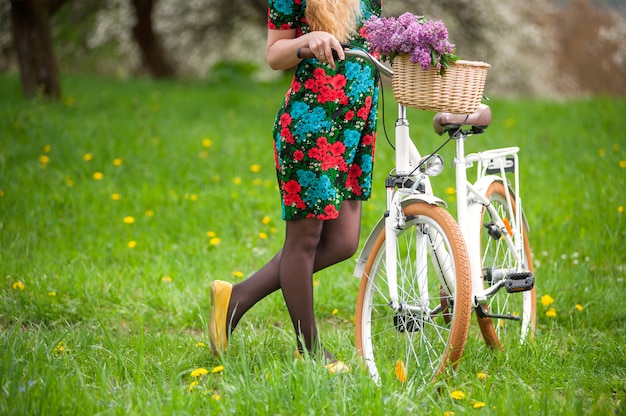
xmin=504 ymin=272 xmax=534 ymax=293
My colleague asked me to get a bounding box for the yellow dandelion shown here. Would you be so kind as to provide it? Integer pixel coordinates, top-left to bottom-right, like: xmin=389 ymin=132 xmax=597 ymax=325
xmin=212 ymin=394 xmax=221 ymax=401
xmin=191 ymin=368 xmax=209 ymax=378
xmin=262 ymin=216 xmax=271 ymax=225
xmin=209 ymin=237 xmax=221 ymax=246
xmin=44 ymin=144 xmax=51 ymax=152
xmin=111 ymin=193 xmax=121 ymax=201
xmin=199 ymin=150 xmax=209 ymax=159
xmin=0 ymin=190 xmax=4 ymax=197
xmin=196 ymin=342 xmax=206 ymax=347
xmin=252 ymin=178 xmax=262 ymax=186
xmin=39 ymin=155 xmax=50 ymax=164
xmin=188 ymin=380 xmax=199 ymax=392
xmin=93 ymin=172 xmax=103 ymax=180
xmin=619 ymin=160 xmax=626 ymax=168
xmin=332 ymin=308 xmax=339 ymax=315
xmin=259 ymin=232 xmax=268 ymax=239
xmin=473 ymin=401 xmax=486 ymax=409
xmin=504 ymin=117 xmax=516 ymax=128
xmin=450 ymin=390 xmax=465 ymax=400
xmin=313 ymin=279 xmax=320 ymax=287
xmin=270 ymin=227 xmax=278 ymax=234
xmin=127 ymin=240 xmax=137 ymax=248
xmin=598 ymin=148 xmax=606 ymax=157
xmin=445 ymin=187 xmax=455 ymax=195
xmin=65 ymin=177 xmax=74 ymax=187
xmin=83 ymin=153 xmax=93 ymax=161
xmin=207 ymin=231 xmax=216 ymax=237
xmin=477 ymin=372 xmax=487 ymax=381
xmin=162 ymin=276 xmax=172 ymax=283
xmin=113 ymin=158 xmax=123 ymax=167
xmin=394 ymin=360 xmax=407 ymax=383
xmin=575 ymin=304 xmax=583 ymax=311
xmin=145 ymin=210 xmax=154 ymax=217
xmin=233 ymin=177 xmax=242 ymax=185
xmin=250 ymin=164 xmax=261 ymax=173
xmin=12 ymin=281 xmax=25 ymax=290
xmin=53 ymin=342 xmax=65 ymax=355
xmin=232 ymin=271 xmax=244 ymax=278
xmin=444 ymin=412 xmax=455 ymax=416
xmin=64 ymin=97 xmax=74 ymax=107
xmin=211 ymin=365 xmax=224 ymax=374
xmin=545 ymin=307 xmax=557 ymax=317
xmin=619 ymin=206 xmax=624 ymax=214
xmin=540 ymin=294 xmax=554 ymax=307
xmin=613 ymin=143 xmax=620 ymax=151
xmin=48 ymin=291 xmax=56 ymax=297
xmin=123 ymin=216 xmax=135 ymax=224
xmin=202 ymin=138 xmax=212 ymax=148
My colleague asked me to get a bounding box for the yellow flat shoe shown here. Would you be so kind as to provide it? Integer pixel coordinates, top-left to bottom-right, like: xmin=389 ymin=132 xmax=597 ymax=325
xmin=325 ymin=361 xmax=350 ymax=374
xmin=209 ymin=280 xmax=232 ymax=355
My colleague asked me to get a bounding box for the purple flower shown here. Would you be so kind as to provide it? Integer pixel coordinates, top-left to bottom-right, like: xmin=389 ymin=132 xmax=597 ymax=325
xmin=363 ymin=13 xmax=458 ymax=75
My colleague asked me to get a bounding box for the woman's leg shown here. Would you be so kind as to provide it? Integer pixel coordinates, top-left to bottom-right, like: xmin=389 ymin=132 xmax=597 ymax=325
xmin=226 ymin=201 xmax=362 ymax=341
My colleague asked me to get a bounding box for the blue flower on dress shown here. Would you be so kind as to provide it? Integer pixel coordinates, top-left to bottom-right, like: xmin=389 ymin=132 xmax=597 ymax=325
xmin=293 ymin=105 xmax=332 ymax=140
xmin=361 ymin=154 xmax=373 ymax=173
xmin=343 ymin=129 xmax=361 ymax=149
xmin=302 ymin=174 xmax=336 ymax=204
xmin=269 ymin=0 xmax=293 ymax=15
xmin=297 ymin=169 xmax=317 ymax=188
xmin=345 ymin=62 xmax=375 ymax=101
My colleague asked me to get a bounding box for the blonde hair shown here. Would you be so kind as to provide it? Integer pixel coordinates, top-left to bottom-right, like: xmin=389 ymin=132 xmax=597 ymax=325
xmin=305 ymin=0 xmax=362 ymax=42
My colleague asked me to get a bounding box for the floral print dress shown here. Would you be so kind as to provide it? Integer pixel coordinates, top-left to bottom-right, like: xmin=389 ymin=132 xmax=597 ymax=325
xmin=268 ymin=0 xmax=382 ymax=220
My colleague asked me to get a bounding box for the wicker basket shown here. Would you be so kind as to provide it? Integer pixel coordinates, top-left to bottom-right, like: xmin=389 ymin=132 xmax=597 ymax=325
xmin=391 ymin=55 xmax=490 ymax=114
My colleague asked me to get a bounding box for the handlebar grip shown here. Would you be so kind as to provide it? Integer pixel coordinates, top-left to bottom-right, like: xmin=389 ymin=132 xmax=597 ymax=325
xmin=296 ymin=47 xmax=314 ymax=59
xmin=296 ymin=47 xmax=342 ymax=60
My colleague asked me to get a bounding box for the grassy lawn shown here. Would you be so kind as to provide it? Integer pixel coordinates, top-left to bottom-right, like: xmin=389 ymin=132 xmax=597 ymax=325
xmin=1 ymin=72 xmax=625 ymax=415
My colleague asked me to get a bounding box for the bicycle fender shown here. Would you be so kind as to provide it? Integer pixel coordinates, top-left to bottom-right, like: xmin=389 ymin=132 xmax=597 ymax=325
xmin=353 ymin=195 xmax=446 ymax=278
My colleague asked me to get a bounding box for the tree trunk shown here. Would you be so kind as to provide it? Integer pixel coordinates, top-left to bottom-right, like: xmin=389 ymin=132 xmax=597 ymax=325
xmin=10 ymin=0 xmax=65 ymax=99
xmin=130 ymin=0 xmax=176 ymax=78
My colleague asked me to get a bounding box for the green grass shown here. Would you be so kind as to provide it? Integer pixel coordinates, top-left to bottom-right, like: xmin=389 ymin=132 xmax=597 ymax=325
xmin=1 ymin=72 xmax=625 ymax=415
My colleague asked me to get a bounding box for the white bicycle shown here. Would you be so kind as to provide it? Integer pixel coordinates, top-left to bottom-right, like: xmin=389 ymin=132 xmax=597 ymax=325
xmin=298 ymin=46 xmax=535 ymax=386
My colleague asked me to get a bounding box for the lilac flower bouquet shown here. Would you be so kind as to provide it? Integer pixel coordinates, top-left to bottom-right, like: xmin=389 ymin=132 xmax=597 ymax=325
xmin=363 ymin=12 xmax=458 ymax=76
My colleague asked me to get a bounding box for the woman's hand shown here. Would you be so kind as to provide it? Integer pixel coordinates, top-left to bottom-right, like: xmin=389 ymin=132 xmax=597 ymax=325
xmin=304 ymin=31 xmax=345 ymax=69
xmin=267 ymin=29 xmax=344 ymax=70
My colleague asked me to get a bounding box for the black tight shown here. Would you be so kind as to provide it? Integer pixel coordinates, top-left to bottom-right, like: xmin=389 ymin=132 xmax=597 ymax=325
xmin=226 ymin=200 xmax=362 ymax=356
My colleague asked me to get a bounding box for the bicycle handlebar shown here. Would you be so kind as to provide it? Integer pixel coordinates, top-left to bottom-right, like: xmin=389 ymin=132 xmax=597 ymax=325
xmin=296 ymin=46 xmax=393 ymax=78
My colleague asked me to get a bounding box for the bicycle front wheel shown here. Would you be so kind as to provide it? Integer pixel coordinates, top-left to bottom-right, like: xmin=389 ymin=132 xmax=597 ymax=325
xmin=355 ymin=202 xmax=472 ymax=386
xmin=473 ymin=181 xmax=536 ymax=348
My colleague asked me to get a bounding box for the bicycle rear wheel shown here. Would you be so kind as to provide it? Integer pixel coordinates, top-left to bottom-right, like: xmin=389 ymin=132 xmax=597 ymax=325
xmin=473 ymin=181 xmax=536 ymax=348
xmin=355 ymin=202 xmax=472 ymax=385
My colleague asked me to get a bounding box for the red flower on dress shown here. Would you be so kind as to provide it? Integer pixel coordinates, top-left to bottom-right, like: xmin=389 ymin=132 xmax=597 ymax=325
xmin=346 ymin=164 xmax=363 ymax=196
xmin=345 ymin=110 xmax=355 ymax=121
xmin=293 ymin=149 xmax=305 ymax=161
xmin=304 ymin=68 xmax=349 ymax=105
xmin=319 ymin=204 xmax=339 ymax=220
xmin=357 ymin=95 xmax=373 ymax=120
xmin=283 ymin=180 xmax=306 ymax=209
xmin=362 ymin=133 xmax=374 ymax=146
xmin=308 ymin=137 xmax=348 ymax=172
